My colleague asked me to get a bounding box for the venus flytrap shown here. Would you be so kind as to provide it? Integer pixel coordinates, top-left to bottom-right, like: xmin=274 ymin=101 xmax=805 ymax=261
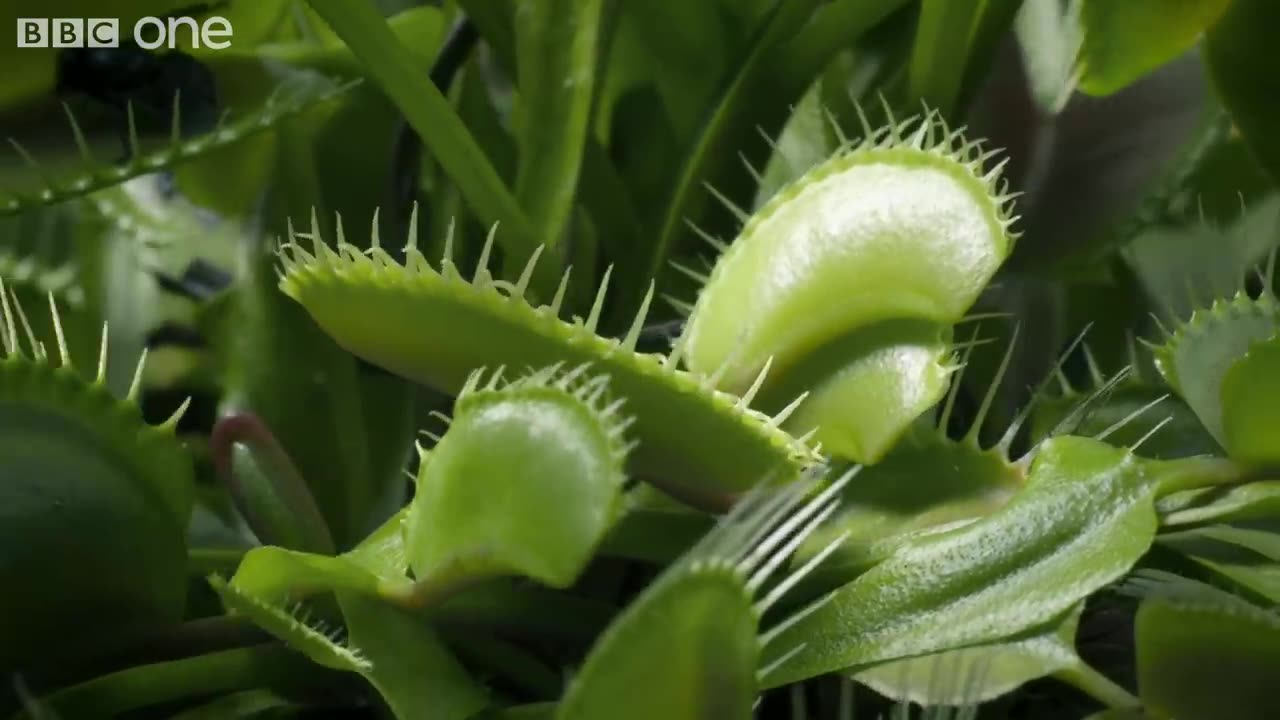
xmin=0 ymin=283 xmax=193 ymax=671
xmin=8 ymin=4 xmax=1280 ymax=712
xmin=208 ymin=574 xmax=371 ymax=673
xmin=680 ymin=111 xmax=1018 ymax=463
xmin=404 ymin=364 xmax=633 ymax=594
xmin=211 ymin=511 xmax=493 ymax=720
xmin=787 ymin=325 xmax=1119 ymax=594
xmin=761 ymin=434 xmax=1262 ymax=695
xmin=222 ymin=363 xmax=635 ymax=608
xmin=1148 ymin=254 xmax=1280 ymax=451
xmin=278 ymin=211 xmax=817 ymax=510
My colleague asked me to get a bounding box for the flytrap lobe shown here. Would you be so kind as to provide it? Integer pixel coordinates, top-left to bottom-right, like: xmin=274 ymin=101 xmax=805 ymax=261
xmin=278 ymin=209 xmax=819 ymax=511
xmin=0 ymin=282 xmax=194 ymax=670
xmin=677 ymin=110 xmax=1019 ymax=464
xmin=405 ymin=363 xmax=634 ymax=591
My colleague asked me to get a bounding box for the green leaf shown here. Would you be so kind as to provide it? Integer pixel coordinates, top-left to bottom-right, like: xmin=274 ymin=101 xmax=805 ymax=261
xmin=337 ymin=592 xmax=491 ymax=720
xmin=797 ymin=429 xmax=1022 ymax=584
xmin=763 ymin=436 xmax=1161 ymax=687
xmin=1159 ymin=481 xmax=1280 ymax=526
xmin=1204 ymin=0 xmax=1280 ymax=182
xmin=167 ymin=691 xmax=294 ymax=720
xmin=1078 ymin=0 xmax=1231 ymax=96
xmin=854 ymin=605 xmax=1105 ymax=706
xmin=277 ymin=215 xmax=815 ymax=511
xmin=1134 ymin=578 xmax=1280 ymax=719
xmin=212 ymin=414 xmax=335 ymax=555
xmin=1125 ymin=199 xmax=1280 ymax=323
xmin=627 ymin=0 xmax=908 ymax=320
xmin=1221 ymin=334 xmax=1280 ymax=465
xmin=1158 ymin=526 xmax=1280 ymax=603
xmin=512 ymin=0 xmax=603 ymax=252
xmin=597 ymin=1 xmax=730 ymax=145
xmin=405 ymin=366 xmax=630 ymax=592
xmin=304 ymin=0 xmax=548 ymax=288
xmin=210 ymin=575 xmax=371 ymax=672
xmin=908 ymin=0 xmax=1002 ymax=115
xmin=202 ymin=218 xmax=417 ymax=549
xmin=752 ymin=81 xmax=841 ymax=208
xmin=10 ymin=646 xmax=333 ymax=720
xmin=1015 ymin=0 xmax=1083 ymax=112
xmin=682 ymin=116 xmax=1014 ymax=400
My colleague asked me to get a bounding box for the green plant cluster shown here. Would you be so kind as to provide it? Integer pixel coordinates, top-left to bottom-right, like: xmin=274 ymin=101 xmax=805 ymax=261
xmin=2 ymin=0 xmax=1280 ymax=718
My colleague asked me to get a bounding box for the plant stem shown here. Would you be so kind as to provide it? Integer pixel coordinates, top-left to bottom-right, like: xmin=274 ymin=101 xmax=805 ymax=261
xmin=1055 ymin=661 xmax=1141 ymax=710
xmin=1153 ymin=456 xmax=1276 ymax=497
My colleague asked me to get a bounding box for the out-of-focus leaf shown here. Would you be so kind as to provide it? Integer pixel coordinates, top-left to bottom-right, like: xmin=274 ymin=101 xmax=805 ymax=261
xmin=1078 ymin=0 xmax=1230 ymax=96
xmin=305 ymin=0 xmax=548 ymax=289
xmin=909 ymin=0 xmax=1021 ymax=115
xmin=201 ymin=220 xmax=416 ymax=549
xmin=1158 ymin=526 xmax=1280 ymax=603
xmin=1159 ymin=481 xmax=1280 ymax=527
xmin=1204 ymin=0 xmax=1280 ymax=182
xmin=167 ymin=690 xmax=294 ymax=720
xmin=1152 ymin=292 xmax=1280 ymax=449
xmin=624 ymin=0 xmax=908 ymax=323
xmin=1002 ymin=52 xmax=1212 ymax=274
xmin=1133 ymin=574 xmax=1280 ymax=719
xmin=1015 ymin=0 xmax=1083 ymax=113
xmin=752 ymin=81 xmax=839 ymax=209
xmin=1032 ymin=383 xmax=1220 ymax=461
xmin=512 ymin=0 xmax=602 ymax=255
xmin=10 ymin=646 xmax=332 ymax=720
xmin=1125 ymin=197 xmax=1280 ymax=323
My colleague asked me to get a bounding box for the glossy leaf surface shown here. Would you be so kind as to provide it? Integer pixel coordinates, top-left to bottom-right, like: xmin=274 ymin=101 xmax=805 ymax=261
xmin=764 ymin=437 xmax=1161 ymax=686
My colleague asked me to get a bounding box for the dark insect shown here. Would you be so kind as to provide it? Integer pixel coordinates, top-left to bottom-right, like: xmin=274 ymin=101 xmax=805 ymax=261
xmin=635 ymin=319 xmax=685 ymax=354
xmin=55 ymin=45 xmax=220 ymax=160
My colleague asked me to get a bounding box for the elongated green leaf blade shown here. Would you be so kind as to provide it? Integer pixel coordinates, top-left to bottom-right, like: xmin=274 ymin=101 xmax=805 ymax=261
xmin=763 ymin=437 xmax=1160 ymax=686
xmin=1079 ymin=0 xmax=1230 ymax=96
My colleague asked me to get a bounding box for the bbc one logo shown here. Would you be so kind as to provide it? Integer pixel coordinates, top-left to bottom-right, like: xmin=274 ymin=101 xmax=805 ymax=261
xmin=17 ymin=16 xmax=233 ymax=50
